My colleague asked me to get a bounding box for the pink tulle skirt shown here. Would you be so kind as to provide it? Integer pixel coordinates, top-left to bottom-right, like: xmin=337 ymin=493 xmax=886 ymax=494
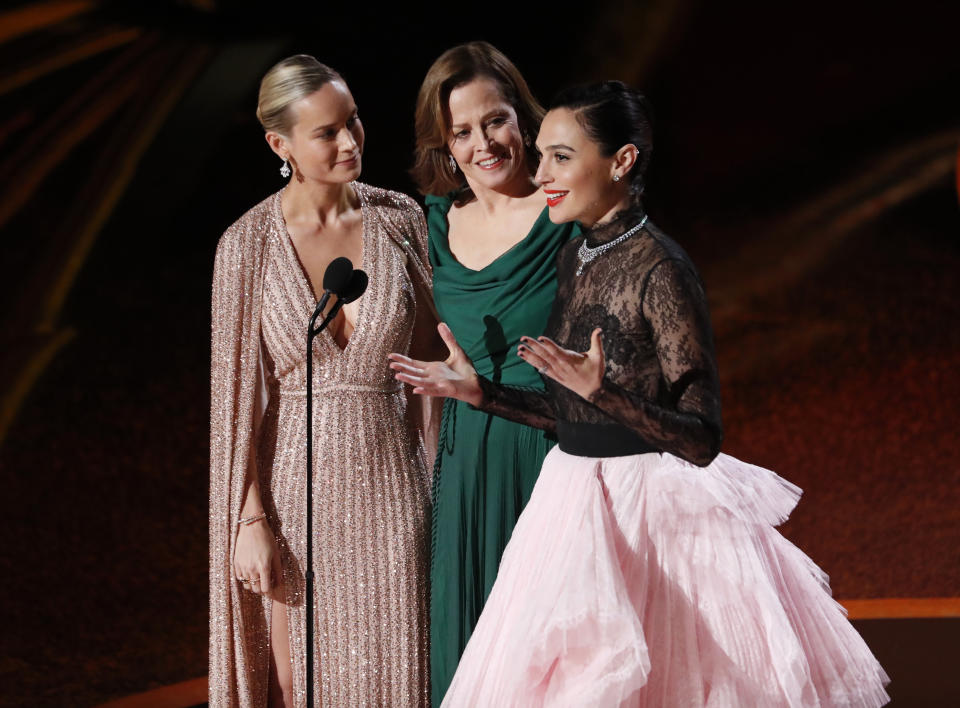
xmin=441 ymin=448 xmax=890 ymax=707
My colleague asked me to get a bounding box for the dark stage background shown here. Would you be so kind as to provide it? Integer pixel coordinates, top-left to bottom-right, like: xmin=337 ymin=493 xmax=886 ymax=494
xmin=1 ymin=1 xmax=958 ymax=705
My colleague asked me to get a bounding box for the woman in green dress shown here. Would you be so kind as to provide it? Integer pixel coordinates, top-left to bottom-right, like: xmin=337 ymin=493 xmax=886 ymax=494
xmin=410 ymin=42 xmax=578 ymax=705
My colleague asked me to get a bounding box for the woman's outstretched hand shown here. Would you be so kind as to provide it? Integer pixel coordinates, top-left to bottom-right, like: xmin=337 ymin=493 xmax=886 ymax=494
xmin=389 ymin=322 xmax=482 ymax=407
xmin=518 ymin=327 xmax=605 ymax=400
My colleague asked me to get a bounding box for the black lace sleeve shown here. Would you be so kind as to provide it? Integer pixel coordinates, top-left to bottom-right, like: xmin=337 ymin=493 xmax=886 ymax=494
xmin=587 ymin=258 xmax=722 ymax=465
xmin=474 ymin=375 xmax=557 ymax=434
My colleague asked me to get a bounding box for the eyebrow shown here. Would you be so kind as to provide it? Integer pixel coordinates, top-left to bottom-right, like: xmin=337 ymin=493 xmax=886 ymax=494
xmin=311 ymin=108 xmax=358 ymax=134
xmin=542 ymin=144 xmax=576 ymax=152
xmin=450 ymin=109 xmax=508 ymax=130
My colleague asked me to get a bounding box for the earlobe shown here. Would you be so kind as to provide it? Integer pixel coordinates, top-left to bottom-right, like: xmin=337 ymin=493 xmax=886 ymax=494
xmin=609 ymin=145 xmax=638 ymax=184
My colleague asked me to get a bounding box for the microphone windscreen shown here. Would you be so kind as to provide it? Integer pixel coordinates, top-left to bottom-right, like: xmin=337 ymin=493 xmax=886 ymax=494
xmin=323 ymin=257 xmax=354 ymax=294
xmin=340 ymin=269 xmax=368 ymax=304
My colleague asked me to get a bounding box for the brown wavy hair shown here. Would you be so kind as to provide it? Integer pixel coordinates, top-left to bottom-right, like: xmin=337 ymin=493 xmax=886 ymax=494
xmin=410 ymin=41 xmax=544 ymax=197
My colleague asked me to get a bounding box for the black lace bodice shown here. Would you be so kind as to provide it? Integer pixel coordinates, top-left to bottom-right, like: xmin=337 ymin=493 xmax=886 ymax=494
xmin=476 ymin=205 xmax=723 ymax=466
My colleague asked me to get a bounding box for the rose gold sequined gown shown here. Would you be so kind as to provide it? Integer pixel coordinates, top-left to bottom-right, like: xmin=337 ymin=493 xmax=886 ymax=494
xmin=210 ymin=183 xmax=435 ymax=707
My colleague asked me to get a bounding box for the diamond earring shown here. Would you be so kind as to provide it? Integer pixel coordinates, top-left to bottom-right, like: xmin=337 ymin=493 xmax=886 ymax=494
xmin=448 ymin=154 xmax=457 ymax=171
xmin=523 ymin=132 xmax=531 ymax=147
xmin=280 ymin=159 xmax=291 ymax=179
xmin=612 ymin=174 xmax=621 ymax=182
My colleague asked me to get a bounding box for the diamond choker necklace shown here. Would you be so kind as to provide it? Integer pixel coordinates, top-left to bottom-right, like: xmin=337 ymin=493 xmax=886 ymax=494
xmin=576 ymin=214 xmax=648 ymax=276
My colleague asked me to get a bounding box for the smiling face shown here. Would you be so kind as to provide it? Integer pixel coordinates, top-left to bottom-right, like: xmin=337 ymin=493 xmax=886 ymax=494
xmin=446 ymin=77 xmax=530 ymax=195
xmin=273 ymin=80 xmax=364 ymax=184
xmin=535 ymin=107 xmax=628 ymax=227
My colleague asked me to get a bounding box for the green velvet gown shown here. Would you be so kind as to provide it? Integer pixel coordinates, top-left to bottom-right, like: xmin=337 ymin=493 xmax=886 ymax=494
xmin=425 ymin=193 xmax=577 ymax=706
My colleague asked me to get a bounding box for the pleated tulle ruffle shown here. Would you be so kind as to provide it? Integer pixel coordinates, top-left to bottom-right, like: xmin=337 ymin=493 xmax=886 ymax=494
xmin=442 ymin=449 xmax=890 ymax=707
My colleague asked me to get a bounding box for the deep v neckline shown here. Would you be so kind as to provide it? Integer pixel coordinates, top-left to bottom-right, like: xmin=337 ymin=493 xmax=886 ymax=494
xmin=274 ymin=185 xmax=368 ymax=356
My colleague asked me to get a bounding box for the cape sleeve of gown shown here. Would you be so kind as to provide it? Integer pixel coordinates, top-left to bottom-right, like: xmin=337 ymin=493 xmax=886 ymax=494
xmin=209 ymin=203 xmax=270 ymax=705
xmin=360 ymin=183 xmax=444 ymax=470
xmin=587 ymin=257 xmax=723 ymax=466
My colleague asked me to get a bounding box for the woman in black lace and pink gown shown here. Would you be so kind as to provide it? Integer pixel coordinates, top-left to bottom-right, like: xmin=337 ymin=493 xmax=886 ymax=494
xmin=390 ymin=81 xmax=889 ymax=707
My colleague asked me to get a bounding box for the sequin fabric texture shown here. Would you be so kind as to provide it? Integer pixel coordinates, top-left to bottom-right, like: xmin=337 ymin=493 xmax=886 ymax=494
xmin=210 ymin=183 xmax=433 ymax=706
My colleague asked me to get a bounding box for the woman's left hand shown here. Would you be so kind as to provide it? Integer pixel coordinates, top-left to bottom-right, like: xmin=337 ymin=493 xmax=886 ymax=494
xmin=518 ymin=327 xmax=605 ymax=400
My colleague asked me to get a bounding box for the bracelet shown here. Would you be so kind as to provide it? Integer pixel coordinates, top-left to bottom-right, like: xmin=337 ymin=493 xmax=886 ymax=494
xmin=238 ymin=512 xmax=267 ymax=526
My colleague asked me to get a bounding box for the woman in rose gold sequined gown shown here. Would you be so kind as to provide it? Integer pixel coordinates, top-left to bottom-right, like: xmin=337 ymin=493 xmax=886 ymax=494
xmin=210 ymin=56 xmax=437 ymax=707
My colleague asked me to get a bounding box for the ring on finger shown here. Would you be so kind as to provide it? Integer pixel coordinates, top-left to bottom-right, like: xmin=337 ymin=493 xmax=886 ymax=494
xmin=538 ymin=365 xmax=548 ymax=374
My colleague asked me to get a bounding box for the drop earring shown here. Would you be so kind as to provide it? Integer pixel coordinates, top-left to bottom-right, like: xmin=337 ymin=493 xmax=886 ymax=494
xmin=280 ymin=159 xmax=291 ymax=179
xmin=448 ymin=154 xmax=457 ymax=171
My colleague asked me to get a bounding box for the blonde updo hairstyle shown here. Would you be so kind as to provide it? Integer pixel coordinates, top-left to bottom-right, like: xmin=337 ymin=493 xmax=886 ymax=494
xmin=411 ymin=41 xmax=544 ymax=197
xmin=256 ymin=54 xmax=344 ymax=137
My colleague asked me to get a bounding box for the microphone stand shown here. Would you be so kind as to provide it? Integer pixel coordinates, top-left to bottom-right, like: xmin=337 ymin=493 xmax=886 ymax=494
xmin=304 ymin=267 xmax=366 ymax=707
xmin=305 ymin=292 xmax=331 ymax=708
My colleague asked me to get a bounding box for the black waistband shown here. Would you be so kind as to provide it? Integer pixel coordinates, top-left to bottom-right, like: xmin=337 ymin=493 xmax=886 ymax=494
xmin=556 ymin=421 xmax=660 ymax=458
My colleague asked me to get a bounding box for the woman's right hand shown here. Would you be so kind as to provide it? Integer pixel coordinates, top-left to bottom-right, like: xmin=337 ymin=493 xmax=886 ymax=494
xmin=389 ymin=322 xmax=482 ymax=407
xmin=234 ymin=518 xmax=283 ymax=598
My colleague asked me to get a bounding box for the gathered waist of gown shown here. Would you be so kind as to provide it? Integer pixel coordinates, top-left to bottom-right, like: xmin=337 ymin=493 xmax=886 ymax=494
xmin=556 ymin=421 xmax=660 ymax=458
xmin=278 ymin=381 xmax=404 ymax=398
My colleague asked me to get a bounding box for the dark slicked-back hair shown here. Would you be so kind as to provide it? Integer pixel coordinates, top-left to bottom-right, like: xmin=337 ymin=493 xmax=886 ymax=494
xmin=550 ymin=80 xmax=653 ymax=199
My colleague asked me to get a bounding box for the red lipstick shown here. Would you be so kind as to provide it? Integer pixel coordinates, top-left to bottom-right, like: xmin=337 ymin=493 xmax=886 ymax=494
xmin=544 ymin=190 xmax=568 ymax=207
